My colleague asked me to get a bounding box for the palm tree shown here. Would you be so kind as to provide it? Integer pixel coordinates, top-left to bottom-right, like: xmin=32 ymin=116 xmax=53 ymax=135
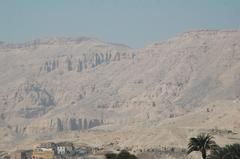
xmin=187 ymin=133 xmax=218 ymax=159
xmin=208 ymin=143 xmax=240 ymax=159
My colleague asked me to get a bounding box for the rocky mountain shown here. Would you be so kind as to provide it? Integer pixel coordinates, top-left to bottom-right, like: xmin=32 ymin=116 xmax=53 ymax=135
xmin=0 ymin=30 xmax=240 ymax=151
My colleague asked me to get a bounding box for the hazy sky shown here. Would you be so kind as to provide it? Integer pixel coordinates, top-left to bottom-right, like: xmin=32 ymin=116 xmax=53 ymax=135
xmin=0 ymin=0 xmax=240 ymax=48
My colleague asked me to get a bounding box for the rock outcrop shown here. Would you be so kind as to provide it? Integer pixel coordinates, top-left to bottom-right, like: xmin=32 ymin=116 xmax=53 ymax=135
xmin=40 ymin=51 xmax=134 ymax=73
xmin=56 ymin=117 xmax=102 ymax=132
xmin=14 ymin=80 xmax=55 ymax=107
xmin=12 ymin=117 xmax=103 ymax=135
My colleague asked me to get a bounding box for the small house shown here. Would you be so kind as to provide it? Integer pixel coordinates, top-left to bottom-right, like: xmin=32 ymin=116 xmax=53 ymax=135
xmin=56 ymin=142 xmax=74 ymax=155
xmin=57 ymin=146 xmax=65 ymax=155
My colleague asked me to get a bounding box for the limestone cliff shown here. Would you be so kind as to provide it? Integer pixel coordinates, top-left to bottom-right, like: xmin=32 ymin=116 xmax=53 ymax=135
xmin=0 ymin=30 xmax=240 ymax=150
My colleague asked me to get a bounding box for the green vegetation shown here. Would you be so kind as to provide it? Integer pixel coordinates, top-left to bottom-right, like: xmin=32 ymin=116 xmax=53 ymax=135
xmin=187 ymin=133 xmax=218 ymax=159
xmin=106 ymin=134 xmax=239 ymax=159
xmin=208 ymin=143 xmax=240 ymax=159
xmin=105 ymin=150 xmax=138 ymax=159
xmin=188 ymin=133 xmax=240 ymax=159
xmin=105 ymin=153 xmax=118 ymax=159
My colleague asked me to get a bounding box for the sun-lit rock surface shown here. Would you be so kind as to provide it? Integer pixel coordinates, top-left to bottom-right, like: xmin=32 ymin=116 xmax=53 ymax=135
xmin=0 ymin=30 xmax=240 ymax=152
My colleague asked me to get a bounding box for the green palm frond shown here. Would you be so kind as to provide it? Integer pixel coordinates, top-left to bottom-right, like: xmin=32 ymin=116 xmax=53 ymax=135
xmin=187 ymin=133 xmax=217 ymax=159
xmin=188 ymin=137 xmax=201 ymax=154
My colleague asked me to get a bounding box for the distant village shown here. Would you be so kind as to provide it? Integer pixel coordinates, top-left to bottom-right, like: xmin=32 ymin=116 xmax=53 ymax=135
xmin=2 ymin=141 xmax=188 ymax=159
xmin=9 ymin=141 xmax=107 ymax=159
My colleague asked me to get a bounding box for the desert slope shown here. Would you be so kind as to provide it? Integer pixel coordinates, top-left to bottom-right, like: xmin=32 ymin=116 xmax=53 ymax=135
xmin=0 ymin=30 xmax=240 ymax=151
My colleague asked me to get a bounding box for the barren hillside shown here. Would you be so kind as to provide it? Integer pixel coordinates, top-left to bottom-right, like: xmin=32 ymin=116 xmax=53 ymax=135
xmin=0 ymin=30 xmax=240 ymax=152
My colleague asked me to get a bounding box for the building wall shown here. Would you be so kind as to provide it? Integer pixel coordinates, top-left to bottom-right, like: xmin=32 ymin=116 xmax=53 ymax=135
xmin=57 ymin=147 xmax=66 ymax=155
xmin=32 ymin=149 xmax=54 ymax=159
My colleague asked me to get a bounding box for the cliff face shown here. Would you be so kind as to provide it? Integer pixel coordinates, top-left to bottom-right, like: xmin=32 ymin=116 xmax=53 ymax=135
xmin=0 ymin=30 xmax=240 ymax=149
xmin=40 ymin=51 xmax=133 ymax=73
xmin=12 ymin=117 xmax=102 ymax=135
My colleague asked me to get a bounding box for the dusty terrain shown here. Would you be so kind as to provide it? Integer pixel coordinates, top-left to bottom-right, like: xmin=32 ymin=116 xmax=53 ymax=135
xmin=0 ymin=30 xmax=240 ymax=157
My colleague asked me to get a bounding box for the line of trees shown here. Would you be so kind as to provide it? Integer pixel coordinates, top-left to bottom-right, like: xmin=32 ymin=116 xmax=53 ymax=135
xmin=188 ymin=133 xmax=240 ymax=159
xmin=105 ymin=150 xmax=138 ymax=159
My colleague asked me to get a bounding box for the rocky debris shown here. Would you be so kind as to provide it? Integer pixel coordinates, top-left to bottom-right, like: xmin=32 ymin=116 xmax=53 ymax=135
xmin=207 ymin=128 xmax=237 ymax=136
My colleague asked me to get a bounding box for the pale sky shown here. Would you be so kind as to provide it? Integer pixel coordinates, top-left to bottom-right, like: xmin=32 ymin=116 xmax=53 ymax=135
xmin=0 ymin=0 xmax=240 ymax=48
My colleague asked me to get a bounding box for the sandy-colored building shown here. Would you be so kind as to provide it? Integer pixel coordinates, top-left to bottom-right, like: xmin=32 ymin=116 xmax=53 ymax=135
xmin=32 ymin=148 xmax=55 ymax=159
xmin=32 ymin=142 xmax=57 ymax=159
